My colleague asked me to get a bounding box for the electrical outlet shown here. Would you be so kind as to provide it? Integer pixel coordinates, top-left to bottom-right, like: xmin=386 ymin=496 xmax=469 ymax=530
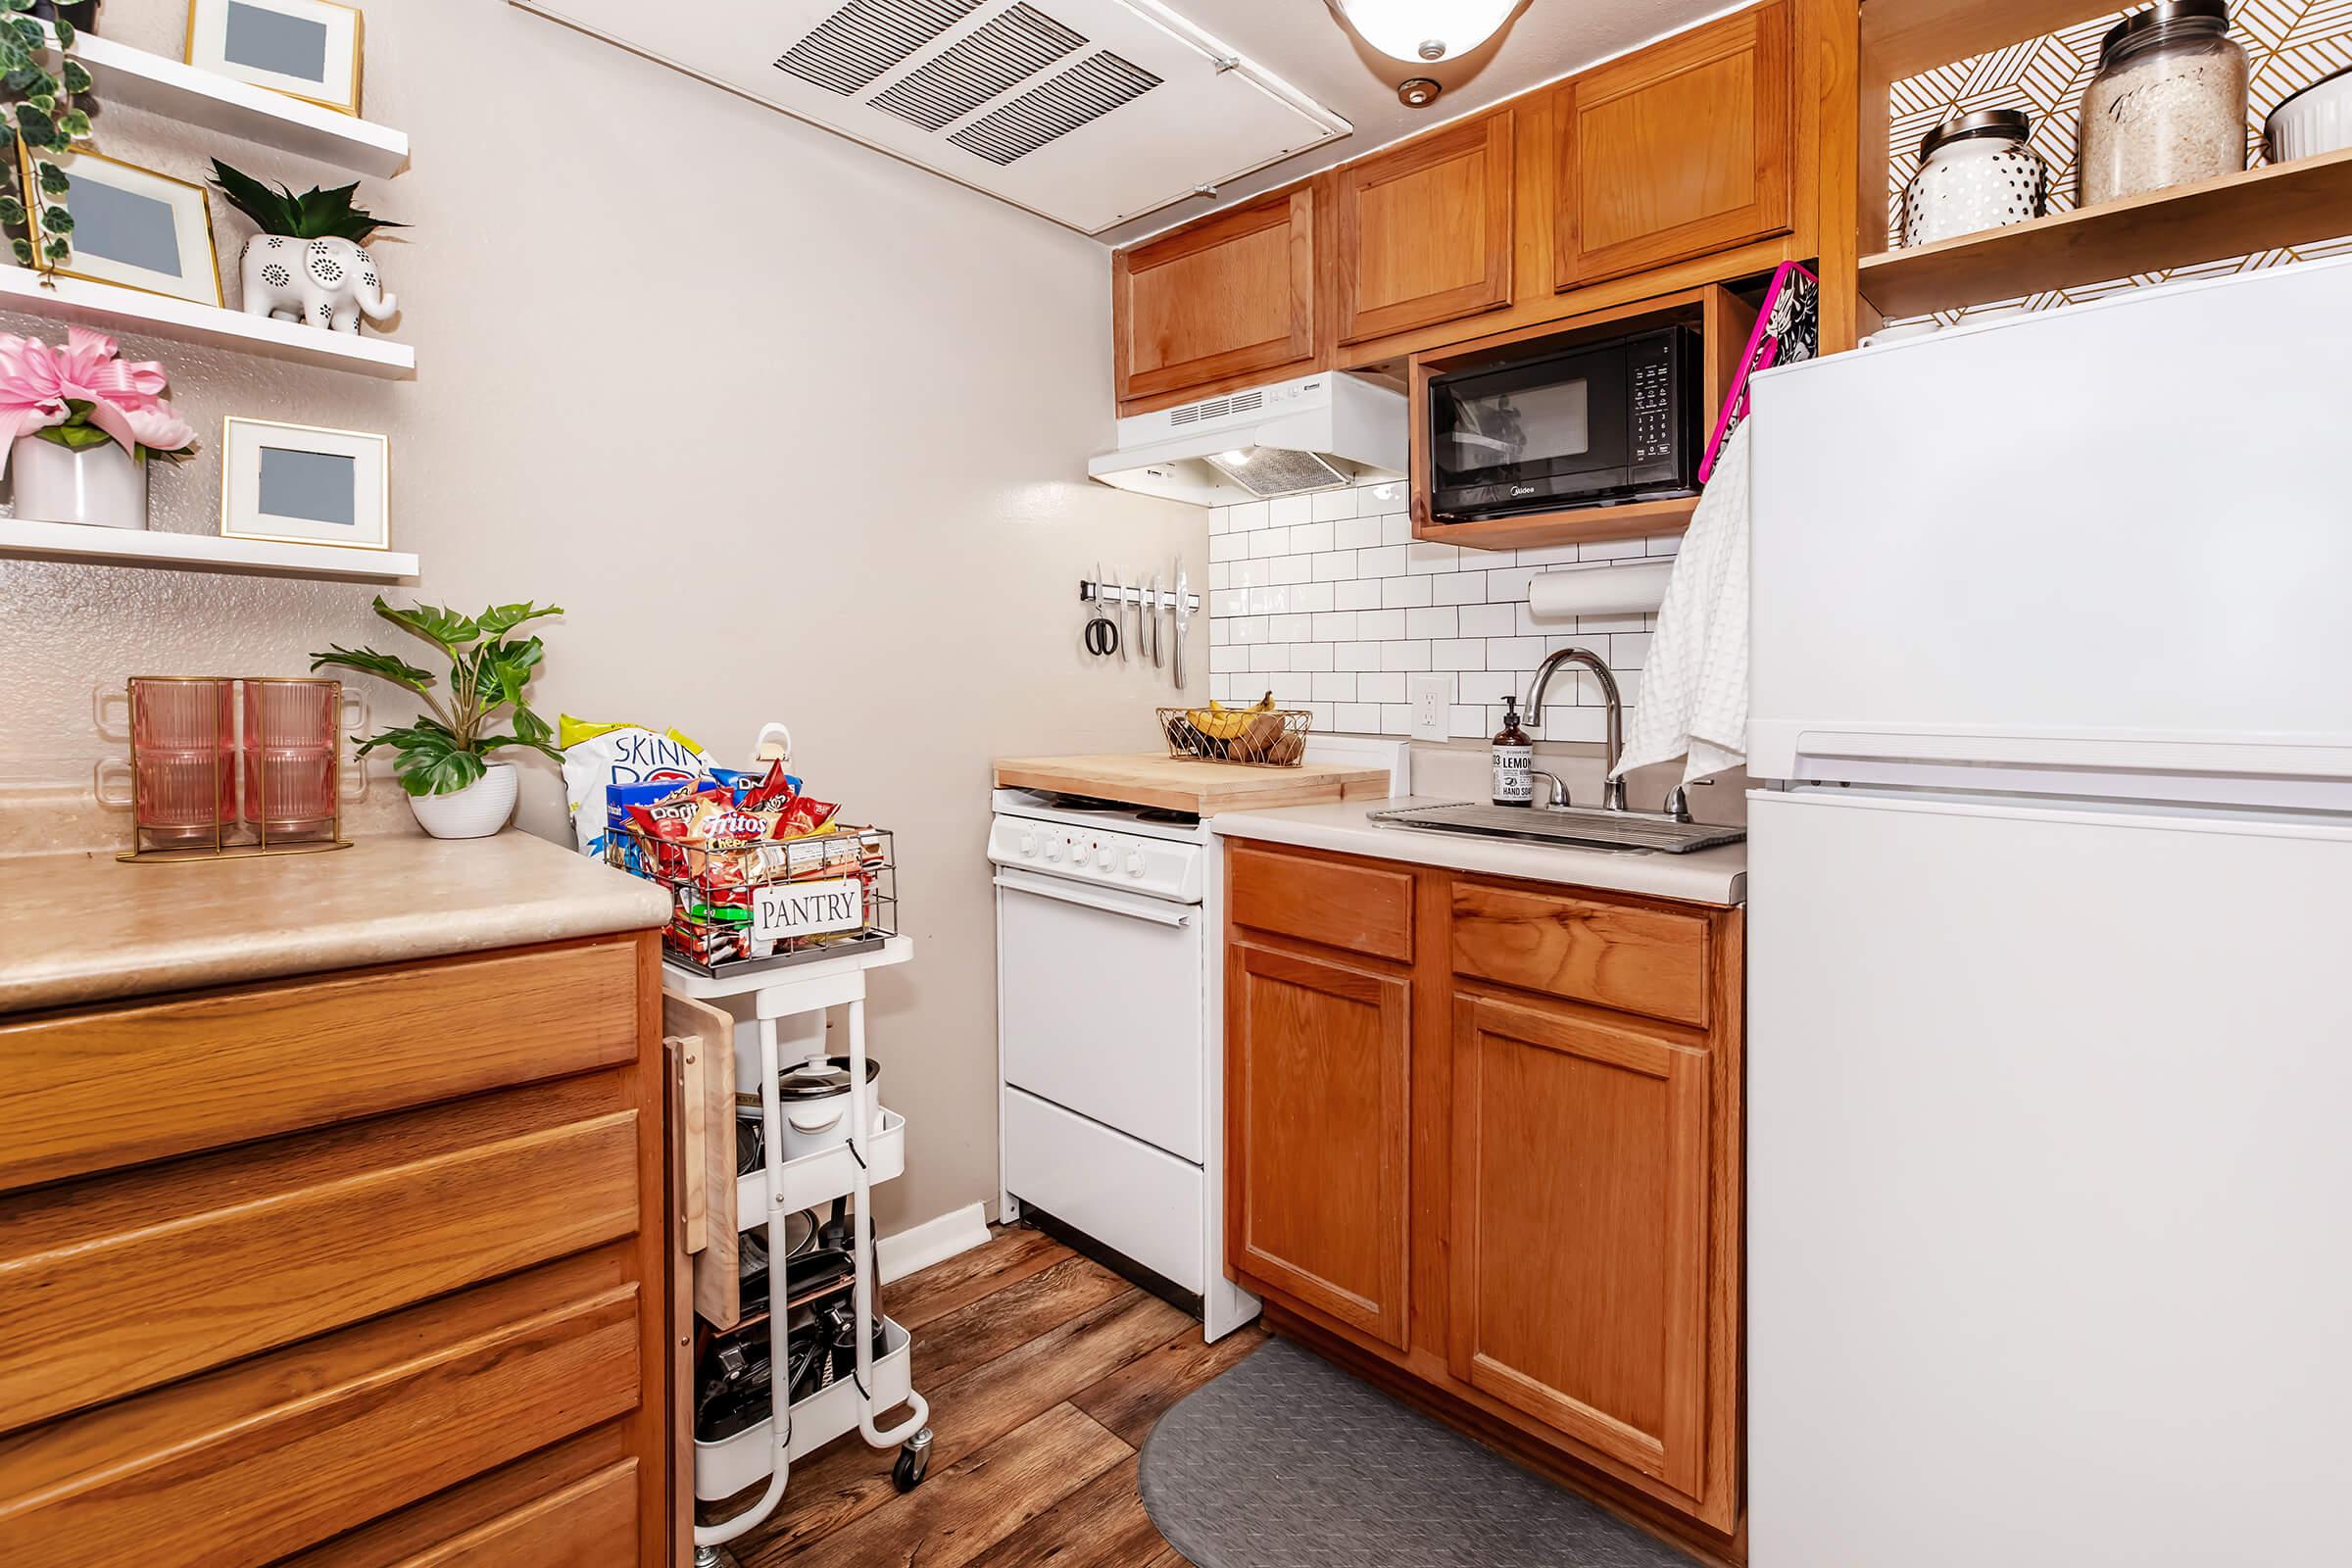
xmin=1408 ymin=674 xmax=1451 ymax=742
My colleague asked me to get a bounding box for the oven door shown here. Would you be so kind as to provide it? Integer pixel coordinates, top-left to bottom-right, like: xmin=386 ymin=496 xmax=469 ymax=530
xmin=1430 ymin=340 xmax=1633 ymax=515
xmin=995 ymin=868 xmax=1204 ymax=1163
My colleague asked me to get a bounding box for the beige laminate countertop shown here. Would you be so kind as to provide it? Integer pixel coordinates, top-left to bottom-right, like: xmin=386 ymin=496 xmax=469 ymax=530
xmin=0 ymin=828 xmax=672 ymax=1015
xmin=1209 ymin=796 xmax=1748 ymax=906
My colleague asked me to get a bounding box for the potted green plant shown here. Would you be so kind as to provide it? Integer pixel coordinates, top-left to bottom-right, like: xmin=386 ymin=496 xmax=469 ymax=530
xmin=0 ymin=0 xmax=101 ymax=272
xmin=210 ymin=158 xmax=405 ymax=333
xmin=312 ymin=597 xmax=564 ymax=840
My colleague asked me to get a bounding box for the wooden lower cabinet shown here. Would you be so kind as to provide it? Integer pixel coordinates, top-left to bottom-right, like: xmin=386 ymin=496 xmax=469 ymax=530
xmin=1226 ymin=842 xmax=1744 ymax=1543
xmin=0 ymin=932 xmax=672 ymax=1568
xmin=1226 ymin=940 xmax=1412 ymax=1349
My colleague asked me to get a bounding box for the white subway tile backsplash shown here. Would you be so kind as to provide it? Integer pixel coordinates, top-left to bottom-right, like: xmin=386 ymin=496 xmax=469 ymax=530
xmin=1458 ymin=603 xmax=1515 ymax=637
xmin=1382 ymin=640 xmax=1434 ymax=672
xmin=1204 ymin=476 xmax=1665 ymax=740
xmin=1382 ymin=575 xmax=1433 ymax=609
xmin=1433 ymin=572 xmax=1486 ymax=606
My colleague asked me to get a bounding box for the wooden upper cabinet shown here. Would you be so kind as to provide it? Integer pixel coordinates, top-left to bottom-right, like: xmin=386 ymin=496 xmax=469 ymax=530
xmin=1447 ymin=993 xmax=1713 ymax=1499
xmin=1226 ymin=940 xmax=1411 ymax=1349
xmin=1555 ymin=0 xmax=1793 ymax=290
xmin=1333 ymin=112 xmax=1514 ymax=344
xmin=1114 ymin=186 xmax=1318 ymax=409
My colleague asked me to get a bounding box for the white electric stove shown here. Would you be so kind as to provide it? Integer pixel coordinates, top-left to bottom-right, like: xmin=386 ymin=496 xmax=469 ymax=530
xmin=987 ymin=738 xmax=1405 ymax=1344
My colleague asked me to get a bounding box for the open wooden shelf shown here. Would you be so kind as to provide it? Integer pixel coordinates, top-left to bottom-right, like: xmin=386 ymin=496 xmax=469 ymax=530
xmin=1415 ymin=494 xmax=1699 ymax=551
xmin=0 ymin=267 xmax=414 ymax=378
xmin=1858 ymin=146 xmax=2352 ymax=318
xmin=65 ymin=34 xmax=409 ymax=177
xmin=0 ymin=517 xmax=418 ymax=580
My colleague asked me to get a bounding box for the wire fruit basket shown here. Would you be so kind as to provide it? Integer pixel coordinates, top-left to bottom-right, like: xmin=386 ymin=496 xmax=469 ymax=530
xmin=606 ymin=822 xmax=898 ymax=977
xmin=1158 ymin=697 xmax=1311 ymax=767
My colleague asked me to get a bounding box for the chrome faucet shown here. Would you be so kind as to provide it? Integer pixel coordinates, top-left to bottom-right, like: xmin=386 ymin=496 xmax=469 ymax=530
xmin=1525 ymin=647 xmax=1629 ymax=812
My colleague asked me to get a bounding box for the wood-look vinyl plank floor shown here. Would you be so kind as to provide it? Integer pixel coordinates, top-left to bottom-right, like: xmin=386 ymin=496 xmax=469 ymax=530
xmin=726 ymin=1225 xmax=1268 ymax=1567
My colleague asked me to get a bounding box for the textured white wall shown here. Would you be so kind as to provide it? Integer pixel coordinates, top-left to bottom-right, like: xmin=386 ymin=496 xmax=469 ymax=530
xmin=0 ymin=0 xmax=1203 ymax=1234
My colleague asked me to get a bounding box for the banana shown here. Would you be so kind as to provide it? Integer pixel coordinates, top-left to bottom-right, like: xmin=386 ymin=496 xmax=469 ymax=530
xmin=1185 ymin=691 xmax=1278 ymax=744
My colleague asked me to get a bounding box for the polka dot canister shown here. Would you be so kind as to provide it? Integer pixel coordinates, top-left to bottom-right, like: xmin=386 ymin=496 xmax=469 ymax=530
xmin=1901 ymin=110 xmax=2051 ymax=247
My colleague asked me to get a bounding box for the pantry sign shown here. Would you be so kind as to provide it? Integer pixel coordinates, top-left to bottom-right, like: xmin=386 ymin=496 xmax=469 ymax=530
xmin=752 ymin=877 xmax=865 ymax=943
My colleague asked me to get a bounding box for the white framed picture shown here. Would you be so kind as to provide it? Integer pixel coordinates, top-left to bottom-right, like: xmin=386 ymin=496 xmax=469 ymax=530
xmin=220 ymin=417 xmax=389 ymax=550
xmin=186 ymin=0 xmax=365 ymax=116
xmin=23 ymin=147 xmax=221 ymax=307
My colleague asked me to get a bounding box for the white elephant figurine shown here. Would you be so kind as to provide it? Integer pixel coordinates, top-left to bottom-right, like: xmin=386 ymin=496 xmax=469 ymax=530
xmin=238 ymin=235 xmax=395 ymax=334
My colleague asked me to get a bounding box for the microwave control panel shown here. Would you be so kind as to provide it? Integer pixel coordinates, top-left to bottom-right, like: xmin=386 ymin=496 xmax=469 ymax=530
xmin=1631 ymin=338 xmax=1677 ymax=466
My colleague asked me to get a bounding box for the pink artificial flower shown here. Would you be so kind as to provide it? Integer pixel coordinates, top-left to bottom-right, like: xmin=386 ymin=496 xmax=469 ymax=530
xmin=0 ymin=326 xmax=196 ymax=475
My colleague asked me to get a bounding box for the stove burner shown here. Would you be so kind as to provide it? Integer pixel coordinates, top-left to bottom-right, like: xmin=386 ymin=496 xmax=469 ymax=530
xmin=1024 ymin=791 xmax=1134 ymax=812
xmin=1134 ymin=808 xmax=1201 ymax=826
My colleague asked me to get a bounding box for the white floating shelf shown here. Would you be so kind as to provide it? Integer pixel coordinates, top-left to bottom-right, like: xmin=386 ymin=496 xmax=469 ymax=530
xmin=0 ymin=267 xmax=415 ymax=378
xmin=68 ymin=33 xmax=409 ymax=177
xmin=0 ymin=517 xmax=417 ymax=581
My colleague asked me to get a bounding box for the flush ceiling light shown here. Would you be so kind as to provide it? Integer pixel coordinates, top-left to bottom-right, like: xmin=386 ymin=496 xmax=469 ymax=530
xmin=1328 ymin=0 xmax=1517 ymax=63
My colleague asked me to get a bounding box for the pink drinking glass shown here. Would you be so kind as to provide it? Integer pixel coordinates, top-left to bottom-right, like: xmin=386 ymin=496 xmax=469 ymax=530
xmin=129 ymin=678 xmax=232 ymax=844
xmin=242 ymin=678 xmax=341 ymax=835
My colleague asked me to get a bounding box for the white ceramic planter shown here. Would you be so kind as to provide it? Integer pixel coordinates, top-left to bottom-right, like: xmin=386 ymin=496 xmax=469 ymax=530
xmin=408 ymin=760 xmax=517 ymax=840
xmin=10 ymin=435 xmax=147 ymax=529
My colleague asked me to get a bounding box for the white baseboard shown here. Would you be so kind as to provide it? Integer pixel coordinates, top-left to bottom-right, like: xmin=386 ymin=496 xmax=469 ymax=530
xmin=878 ymin=1200 xmax=991 ymax=1285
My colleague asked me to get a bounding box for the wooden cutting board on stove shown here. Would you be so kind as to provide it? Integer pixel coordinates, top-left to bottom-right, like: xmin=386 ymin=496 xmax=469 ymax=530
xmin=992 ymin=754 xmax=1394 ymax=816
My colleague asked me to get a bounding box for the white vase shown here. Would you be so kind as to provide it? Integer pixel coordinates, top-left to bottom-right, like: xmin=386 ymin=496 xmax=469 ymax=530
xmin=408 ymin=760 xmax=518 ymax=840
xmin=10 ymin=435 xmax=148 ymax=529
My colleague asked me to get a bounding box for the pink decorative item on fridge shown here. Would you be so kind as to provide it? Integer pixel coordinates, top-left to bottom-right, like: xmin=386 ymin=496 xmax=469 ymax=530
xmin=1698 ymin=260 xmax=1819 ymax=484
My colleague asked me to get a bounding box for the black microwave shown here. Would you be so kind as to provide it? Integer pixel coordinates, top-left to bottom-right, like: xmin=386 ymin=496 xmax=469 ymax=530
xmin=1425 ymin=324 xmax=1701 ymax=523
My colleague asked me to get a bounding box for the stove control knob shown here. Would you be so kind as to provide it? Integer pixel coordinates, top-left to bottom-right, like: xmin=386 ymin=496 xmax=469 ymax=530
xmin=1017 ymin=829 xmax=1037 ymax=858
xmin=1096 ymin=844 xmax=1116 ymax=870
xmin=1044 ymin=837 xmax=1063 ymax=862
xmin=1126 ymin=850 xmax=1148 ymax=877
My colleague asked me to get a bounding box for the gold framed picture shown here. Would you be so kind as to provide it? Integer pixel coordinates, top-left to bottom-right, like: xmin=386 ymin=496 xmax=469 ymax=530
xmin=20 ymin=146 xmax=222 ymax=307
xmin=220 ymin=416 xmax=391 ymax=551
xmin=185 ymin=0 xmax=366 ymax=117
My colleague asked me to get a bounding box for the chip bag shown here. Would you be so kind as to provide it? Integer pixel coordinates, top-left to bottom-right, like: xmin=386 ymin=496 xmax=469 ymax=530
xmin=562 ymin=715 xmax=712 ymax=858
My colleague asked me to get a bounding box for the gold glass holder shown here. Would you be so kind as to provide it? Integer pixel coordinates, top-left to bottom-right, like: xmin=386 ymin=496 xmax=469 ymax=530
xmin=120 ymin=674 xmax=355 ymax=864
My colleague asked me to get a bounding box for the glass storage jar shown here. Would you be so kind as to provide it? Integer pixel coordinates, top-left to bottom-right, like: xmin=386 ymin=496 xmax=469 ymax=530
xmin=1901 ymin=110 xmax=2050 ymax=246
xmin=2078 ymin=0 xmax=2247 ymax=207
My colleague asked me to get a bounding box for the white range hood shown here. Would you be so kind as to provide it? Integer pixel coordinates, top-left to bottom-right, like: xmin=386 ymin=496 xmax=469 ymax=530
xmin=1089 ymin=371 xmax=1406 ymax=506
xmin=512 ymin=0 xmax=1348 ymax=236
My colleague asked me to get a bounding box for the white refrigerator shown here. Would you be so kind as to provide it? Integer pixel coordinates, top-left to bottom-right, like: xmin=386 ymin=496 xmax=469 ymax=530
xmin=1744 ymin=259 xmax=2352 ymax=1567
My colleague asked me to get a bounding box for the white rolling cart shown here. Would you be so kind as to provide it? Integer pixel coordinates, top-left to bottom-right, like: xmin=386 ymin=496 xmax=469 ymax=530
xmin=671 ymin=934 xmax=931 ymax=1566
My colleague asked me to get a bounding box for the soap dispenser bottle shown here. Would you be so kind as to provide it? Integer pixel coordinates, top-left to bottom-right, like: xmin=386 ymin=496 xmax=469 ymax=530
xmin=1492 ymin=697 xmax=1534 ymax=808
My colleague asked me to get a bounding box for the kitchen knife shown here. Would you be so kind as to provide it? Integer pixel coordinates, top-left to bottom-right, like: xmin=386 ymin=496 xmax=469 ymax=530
xmin=1172 ymin=559 xmax=1190 ymax=687
xmin=1150 ymin=572 xmax=1163 ymax=667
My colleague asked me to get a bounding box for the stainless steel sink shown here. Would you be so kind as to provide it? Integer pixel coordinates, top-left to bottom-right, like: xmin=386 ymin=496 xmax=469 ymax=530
xmin=1366 ymin=802 xmax=1746 ymax=856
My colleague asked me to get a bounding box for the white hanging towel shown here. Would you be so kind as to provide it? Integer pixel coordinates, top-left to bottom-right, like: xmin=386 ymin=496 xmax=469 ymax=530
xmin=1613 ymin=420 xmax=1751 ymax=787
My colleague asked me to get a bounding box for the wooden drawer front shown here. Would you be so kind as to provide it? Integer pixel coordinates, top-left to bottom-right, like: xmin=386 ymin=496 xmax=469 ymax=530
xmin=0 ymin=1075 xmax=642 ymax=1432
xmin=1115 ymin=186 xmax=1317 ymax=405
xmin=1451 ymin=881 xmax=1710 ymax=1027
xmin=0 ymin=1249 xmax=643 ymax=1568
xmin=0 ymin=935 xmax=642 ymax=1193
xmin=1335 ymin=112 xmax=1514 ymax=343
xmin=280 ymin=1428 xmax=640 ymax=1568
xmin=1229 ymin=844 xmax=1414 ymax=962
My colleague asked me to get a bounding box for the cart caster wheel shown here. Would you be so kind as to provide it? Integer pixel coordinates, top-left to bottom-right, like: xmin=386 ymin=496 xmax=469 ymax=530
xmin=893 ymin=1428 xmax=933 ymax=1493
xmin=693 ymin=1547 xmax=740 ymax=1568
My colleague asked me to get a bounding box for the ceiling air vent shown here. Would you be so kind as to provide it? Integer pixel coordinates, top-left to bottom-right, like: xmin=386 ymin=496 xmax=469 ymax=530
xmin=872 ymin=3 xmax=1084 ymax=130
xmin=512 ymin=0 xmax=1350 ymax=235
xmin=949 ymin=51 xmax=1161 ymax=165
xmin=776 ymin=0 xmax=983 ymax=95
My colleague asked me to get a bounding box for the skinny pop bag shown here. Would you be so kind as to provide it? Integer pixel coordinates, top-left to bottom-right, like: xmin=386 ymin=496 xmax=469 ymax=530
xmin=561 ymin=715 xmax=712 ymax=858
